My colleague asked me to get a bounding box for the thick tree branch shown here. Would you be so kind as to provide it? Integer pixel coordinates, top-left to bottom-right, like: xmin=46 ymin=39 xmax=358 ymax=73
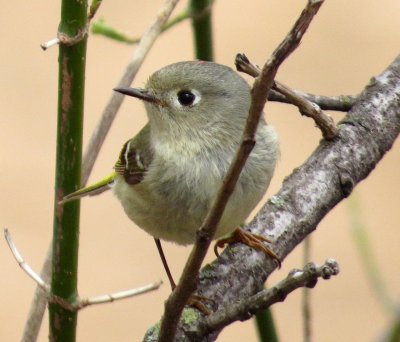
xmin=147 ymin=55 xmax=400 ymax=341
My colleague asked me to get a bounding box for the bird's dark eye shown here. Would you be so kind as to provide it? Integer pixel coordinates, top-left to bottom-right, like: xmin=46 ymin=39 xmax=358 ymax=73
xmin=177 ymin=90 xmax=196 ymax=106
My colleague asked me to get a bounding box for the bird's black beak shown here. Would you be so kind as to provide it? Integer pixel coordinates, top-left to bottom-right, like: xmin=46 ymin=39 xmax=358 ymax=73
xmin=114 ymin=87 xmax=162 ymax=105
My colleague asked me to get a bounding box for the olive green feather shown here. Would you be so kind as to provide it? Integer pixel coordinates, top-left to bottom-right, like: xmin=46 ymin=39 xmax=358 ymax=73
xmin=61 ymin=125 xmax=153 ymax=204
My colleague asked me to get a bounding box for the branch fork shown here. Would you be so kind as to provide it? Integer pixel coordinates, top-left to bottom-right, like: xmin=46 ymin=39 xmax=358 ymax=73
xmin=4 ymin=229 xmax=162 ymax=311
xmin=235 ymin=53 xmax=338 ymax=140
xmin=193 ymin=259 xmax=340 ymax=337
xmin=41 ymin=0 xmax=102 ymax=50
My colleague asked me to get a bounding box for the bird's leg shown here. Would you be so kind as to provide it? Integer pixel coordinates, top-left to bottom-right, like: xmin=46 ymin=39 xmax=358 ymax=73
xmin=214 ymin=228 xmax=281 ymax=268
xmin=154 ymin=238 xmax=176 ymax=290
xmin=154 ymin=238 xmax=212 ymax=315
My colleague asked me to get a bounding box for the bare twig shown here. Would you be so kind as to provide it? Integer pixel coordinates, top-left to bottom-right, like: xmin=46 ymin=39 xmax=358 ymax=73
xmin=40 ymin=38 xmax=60 ymax=51
xmin=88 ymin=0 xmax=103 ymax=21
xmin=235 ymin=53 xmax=357 ymax=112
xmin=236 ymin=53 xmax=339 ymax=139
xmin=81 ymin=0 xmax=180 ymax=184
xmin=302 ymin=237 xmax=312 ymax=342
xmin=4 ymin=229 xmax=162 ymax=311
xmin=4 ymin=229 xmax=50 ymax=293
xmin=194 ymin=259 xmax=339 ymax=337
xmin=275 ymin=81 xmax=338 ymax=139
xmin=22 ymin=244 xmax=52 ymax=342
xmin=269 ymin=89 xmax=357 ymax=112
xmin=79 ymin=281 xmax=163 ymax=308
xmin=157 ymin=1 xmax=325 ymax=341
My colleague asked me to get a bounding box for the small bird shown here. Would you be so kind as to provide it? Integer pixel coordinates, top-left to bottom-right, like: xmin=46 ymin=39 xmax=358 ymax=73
xmin=62 ymin=61 xmax=279 ymax=291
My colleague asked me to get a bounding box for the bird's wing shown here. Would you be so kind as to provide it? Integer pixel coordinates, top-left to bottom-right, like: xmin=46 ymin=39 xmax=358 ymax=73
xmin=114 ymin=124 xmax=153 ymax=185
xmin=61 ymin=125 xmax=152 ymax=204
xmin=60 ymin=172 xmax=115 ymax=204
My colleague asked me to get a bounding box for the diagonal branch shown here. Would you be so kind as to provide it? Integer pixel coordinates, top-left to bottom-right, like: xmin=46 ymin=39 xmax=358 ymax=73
xmin=268 ymin=88 xmax=357 ymax=111
xmin=156 ymin=1 xmax=325 ymax=341
xmin=195 ymin=259 xmax=339 ymax=337
xmin=82 ymin=0 xmax=181 ymax=184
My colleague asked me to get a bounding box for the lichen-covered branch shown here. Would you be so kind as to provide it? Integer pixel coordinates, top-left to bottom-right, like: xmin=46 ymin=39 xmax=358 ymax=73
xmin=147 ymin=54 xmax=400 ymax=341
xmin=194 ymin=259 xmax=339 ymax=338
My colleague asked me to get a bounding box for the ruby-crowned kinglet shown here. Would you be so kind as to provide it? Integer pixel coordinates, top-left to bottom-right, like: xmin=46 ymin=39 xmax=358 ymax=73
xmin=62 ymin=61 xmax=279 ymax=263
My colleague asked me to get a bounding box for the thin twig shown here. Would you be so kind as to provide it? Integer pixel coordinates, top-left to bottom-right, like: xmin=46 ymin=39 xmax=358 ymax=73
xmin=40 ymin=38 xmax=60 ymax=51
xmin=274 ymin=81 xmax=338 ymax=139
xmin=157 ymin=1 xmax=325 ymax=341
xmin=268 ymin=89 xmax=357 ymax=112
xmin=4 ymin=229 xmax=50 ymax=293
xmin=347 ymin=194 xmax=395 ymax=315
xmin=79 ymin=281 xmax=163 ymax=308
xmin=235 ymin=53 xmax=357 ymax=112
xmin=302 ymin=237 xmax=312 ymax=342
xmin=88 ymin=0 xmax=103 ymax=21
xmin=81 ymin=0 xmax=180 ymax=184
xmin=194 ymin=259 xmax=339 ymax=337
xmin=4 ymin=229 xmax=162 ymax=311
xmin=236 ymin=53 xmax=339 ymax=139
xmin=22 ymin=244 xmax=52 ymax=342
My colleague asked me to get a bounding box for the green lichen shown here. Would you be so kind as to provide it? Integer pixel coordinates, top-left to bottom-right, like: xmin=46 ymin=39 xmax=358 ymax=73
xmin=269 ymin=195 xmax=286 ymax=209
xmin=143 ymin=321 xmax=161 ymax=341
xmin=181 ymin=307 xmax=201 ymax=325
xmin=200 ymin=263 xmax=217 ymax=280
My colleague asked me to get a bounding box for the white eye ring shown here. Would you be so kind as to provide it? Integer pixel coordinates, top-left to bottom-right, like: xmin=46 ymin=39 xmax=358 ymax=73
xmin=173 ymin=89 xmax=201 ymax=108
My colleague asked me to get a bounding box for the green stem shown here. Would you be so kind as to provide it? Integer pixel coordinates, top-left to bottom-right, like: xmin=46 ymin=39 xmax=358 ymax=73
xmin=92 ymin=19 xmax=140 ymax=44
xmin=347 ymin=194 xmax=395 ymax=315
xmin=254 ymin=307 xmax=279 ymax=342
xmin=49 ymin=0 xmax=88 ymax=340
xmin=302 ymin=237 xmax=312 ymax=342
xmin=92 ymin=10 xmax=190 ymax=45
xmin=190 ymin=0 xmax=213 ymax=61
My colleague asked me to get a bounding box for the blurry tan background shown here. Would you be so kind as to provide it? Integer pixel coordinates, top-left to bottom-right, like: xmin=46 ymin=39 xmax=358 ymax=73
xmin=1 ymin=1 xmax=399 ymax=341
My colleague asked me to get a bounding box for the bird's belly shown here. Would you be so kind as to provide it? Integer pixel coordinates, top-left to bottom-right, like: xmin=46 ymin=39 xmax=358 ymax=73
xmin=112 ymin=166 xmax=269 ymax=245
xmin=112 ymin=174 xmax=208 ymax=244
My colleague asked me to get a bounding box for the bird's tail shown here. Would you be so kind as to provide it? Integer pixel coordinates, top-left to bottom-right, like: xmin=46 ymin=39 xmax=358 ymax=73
xmin=59 ymin=172 xmax=116 ymax=204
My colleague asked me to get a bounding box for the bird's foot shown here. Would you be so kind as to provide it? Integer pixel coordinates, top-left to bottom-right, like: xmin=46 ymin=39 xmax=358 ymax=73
xmin=214 ymin=228 xmax=281 ymax=268
xmin=187 ymin=294 xmax=214 ymax=315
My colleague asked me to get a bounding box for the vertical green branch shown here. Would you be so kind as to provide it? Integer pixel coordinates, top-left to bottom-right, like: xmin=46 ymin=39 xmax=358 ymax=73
xmin=190 ymin=0 xmax=213 ymax=61
xmin=49 ymin=0 xmax=88 ymax=340
xmin=254 ymin=307 xmax=279 ymax=342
